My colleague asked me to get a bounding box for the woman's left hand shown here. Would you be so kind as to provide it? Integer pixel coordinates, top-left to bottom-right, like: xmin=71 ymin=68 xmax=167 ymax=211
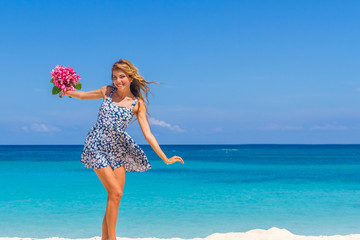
xmin=166 ymin=156 xmax=184 ymax=165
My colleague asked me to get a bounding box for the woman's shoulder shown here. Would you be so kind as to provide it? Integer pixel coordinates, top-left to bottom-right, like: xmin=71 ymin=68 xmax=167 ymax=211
xmin=136 ymin=97 xmax=145 ymax=105
xmin=135 ymin=98 xmax=146 ymax=111
xmin=102 ymin=85 xmax=114 ymax=98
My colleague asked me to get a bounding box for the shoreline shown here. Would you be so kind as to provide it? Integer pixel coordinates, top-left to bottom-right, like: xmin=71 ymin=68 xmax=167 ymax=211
xmin=1 ymin=228 xmax=360 ymax=240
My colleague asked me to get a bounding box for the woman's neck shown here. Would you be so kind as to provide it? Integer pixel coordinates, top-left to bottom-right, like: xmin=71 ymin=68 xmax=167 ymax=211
xmin=114 ymin=88 xmax=133 ymax=100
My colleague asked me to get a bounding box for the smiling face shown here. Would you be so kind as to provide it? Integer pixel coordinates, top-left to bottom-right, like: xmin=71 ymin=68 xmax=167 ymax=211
xmin=111 ymin=69 xmax=133 ymax=89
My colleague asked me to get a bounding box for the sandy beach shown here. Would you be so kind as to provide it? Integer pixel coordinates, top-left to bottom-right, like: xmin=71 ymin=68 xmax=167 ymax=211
xmin=1 ymin=228 xmax=360 ymax=240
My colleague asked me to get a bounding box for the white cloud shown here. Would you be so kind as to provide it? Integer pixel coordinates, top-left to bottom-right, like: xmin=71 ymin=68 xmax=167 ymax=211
xmin=311 ymin=123 xmax=347 ymax=130
xmin=212 ymin=127 xmax=223 ymax=132
xmin=259 ymin=123 xmax=348 ymax=131
xmin=148 ymin=117 xmax=185 ymax=132
xmin=258 ymin=123 xmax=303 ymax=131
xmin=20 ymin=123 xmax=61 ymax=133
xmin=21 ymin=126 xmax=29 ymax=132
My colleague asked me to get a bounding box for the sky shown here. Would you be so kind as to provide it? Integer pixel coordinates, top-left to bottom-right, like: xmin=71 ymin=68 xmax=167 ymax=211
xmin=1 ymin=0 xmax=360 ymax=144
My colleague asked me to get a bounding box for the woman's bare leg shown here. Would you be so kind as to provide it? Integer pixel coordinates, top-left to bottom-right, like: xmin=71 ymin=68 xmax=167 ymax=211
xmin=94 ymin=165 xmax=126 ymax=240
xmin=101 ymin=196 xmax=109 ymax=240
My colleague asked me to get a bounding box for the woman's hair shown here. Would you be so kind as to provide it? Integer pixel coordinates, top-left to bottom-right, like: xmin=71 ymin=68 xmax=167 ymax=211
xmin=111 ymin=59 xmax=161 ymax=122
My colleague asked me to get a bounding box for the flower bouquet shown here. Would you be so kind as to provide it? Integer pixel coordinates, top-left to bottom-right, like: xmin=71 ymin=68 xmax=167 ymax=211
xmin=50 ymin=65 xmax=81 ymax=98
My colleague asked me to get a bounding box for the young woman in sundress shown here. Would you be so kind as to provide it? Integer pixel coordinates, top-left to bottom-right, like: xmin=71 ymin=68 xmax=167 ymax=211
xmin=62 ymin=59 xmax=184 ymax=240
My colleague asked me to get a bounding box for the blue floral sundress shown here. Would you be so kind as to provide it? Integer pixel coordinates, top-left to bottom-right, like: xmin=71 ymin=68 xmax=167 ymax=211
xmin=80 ymin=86 xmax=152 ymax=172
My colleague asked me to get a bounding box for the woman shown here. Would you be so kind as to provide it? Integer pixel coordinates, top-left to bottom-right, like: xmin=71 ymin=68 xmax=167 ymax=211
xmin=62 ymin=59 xmax=184 ymax=240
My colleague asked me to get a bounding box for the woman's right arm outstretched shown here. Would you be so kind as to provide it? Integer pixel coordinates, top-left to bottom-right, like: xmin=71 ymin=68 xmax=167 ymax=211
xmin=62 ymin=86 xmax=108 ymax=100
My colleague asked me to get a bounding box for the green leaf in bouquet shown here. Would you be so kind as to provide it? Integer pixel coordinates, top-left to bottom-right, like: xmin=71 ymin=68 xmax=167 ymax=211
xmin=52 ymin=86 xmax=61 ymax=95
xmin=68 ymin=96 xmax=72 ymax=98
xmin=75 ymin=82 xmax=82 ymax=90
xmin=50 ymin=78 xmax=54 ymax=83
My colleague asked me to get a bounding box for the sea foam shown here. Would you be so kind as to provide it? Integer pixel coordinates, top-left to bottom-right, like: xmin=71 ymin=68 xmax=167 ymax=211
xmin=1 ymin=227 xmax=360 ymax=240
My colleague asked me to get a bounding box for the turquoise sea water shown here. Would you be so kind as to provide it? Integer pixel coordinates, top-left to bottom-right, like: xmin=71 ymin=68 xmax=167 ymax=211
xmin=0 ymin=144 xmax=359 ymax=238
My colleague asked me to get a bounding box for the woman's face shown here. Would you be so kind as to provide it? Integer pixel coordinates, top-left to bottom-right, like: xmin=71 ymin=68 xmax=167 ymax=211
xmin=112 ymin=69 xmax=133 ymax=89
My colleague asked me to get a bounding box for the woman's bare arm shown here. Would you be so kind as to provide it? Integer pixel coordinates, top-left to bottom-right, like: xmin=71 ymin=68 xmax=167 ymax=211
xmin=64 ymin=86 xmax=108 ymax=100
xmin=136 ymin=99 xmax=184 ymax=165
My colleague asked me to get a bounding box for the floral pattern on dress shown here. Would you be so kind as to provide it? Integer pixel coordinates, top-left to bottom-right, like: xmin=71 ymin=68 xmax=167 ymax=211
xmin=80 ymin=86 xmax=152 ymax=172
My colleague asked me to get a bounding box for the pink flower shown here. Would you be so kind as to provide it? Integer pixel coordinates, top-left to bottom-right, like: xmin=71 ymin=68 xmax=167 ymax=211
xmin=50 ymin=65 xmax=81 ymax=96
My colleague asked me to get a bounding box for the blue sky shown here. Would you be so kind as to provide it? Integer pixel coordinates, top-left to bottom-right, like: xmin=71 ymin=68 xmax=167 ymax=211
xmin=1 ymin=0 xmax=360 ymax=144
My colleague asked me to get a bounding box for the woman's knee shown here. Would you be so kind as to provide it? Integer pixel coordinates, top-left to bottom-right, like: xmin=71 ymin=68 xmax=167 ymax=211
xmin=108 ymin=188 xmax=123 ymax=202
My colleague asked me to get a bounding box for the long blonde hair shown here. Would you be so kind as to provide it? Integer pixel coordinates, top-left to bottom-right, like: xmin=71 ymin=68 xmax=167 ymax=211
xmin=111 ymin=59 xmax=161 ymax=121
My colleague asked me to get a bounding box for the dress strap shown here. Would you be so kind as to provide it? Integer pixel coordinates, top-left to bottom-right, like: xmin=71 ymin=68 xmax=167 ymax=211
xmin=109 ymin=86 xmax=116 ymax=98
xmin=130 ymin=98 xmax=138 ymax=109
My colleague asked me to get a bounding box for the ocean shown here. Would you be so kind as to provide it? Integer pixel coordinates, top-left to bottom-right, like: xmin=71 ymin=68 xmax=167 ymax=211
xmin=0 ymin=144 xmax=359 ymax=238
